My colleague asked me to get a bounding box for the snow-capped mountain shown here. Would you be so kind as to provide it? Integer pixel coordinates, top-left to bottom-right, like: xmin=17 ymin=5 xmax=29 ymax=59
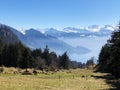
xmin=45 ymin=25 xmax=114 ymax=38
xmin=23 ymin=28 xmax=91 ymax=55
xmin=86 ymin=25 xmax=101 ymax=32
xmin=63 ymin=27 xmax=91 ymax=33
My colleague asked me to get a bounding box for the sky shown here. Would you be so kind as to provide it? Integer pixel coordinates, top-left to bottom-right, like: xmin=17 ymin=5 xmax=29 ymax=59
xmin=0 ymin=0 xmax=120 ymax=30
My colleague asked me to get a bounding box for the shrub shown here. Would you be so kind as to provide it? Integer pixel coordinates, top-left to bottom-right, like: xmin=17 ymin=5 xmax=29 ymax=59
xmin=0 ymin=66 xmax=4 ymax=73
xmin=22 ymin=70 xmax=33 ymax=75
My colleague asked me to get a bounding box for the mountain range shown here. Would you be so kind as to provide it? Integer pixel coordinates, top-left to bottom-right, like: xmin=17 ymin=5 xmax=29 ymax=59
xmin=0 ymin=23 xmax=114 ymax=62
xmin=45 ymin=25 xmax=114 ymax=38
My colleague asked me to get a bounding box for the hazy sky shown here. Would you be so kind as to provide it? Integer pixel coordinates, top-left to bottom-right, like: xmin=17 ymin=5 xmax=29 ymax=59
xmin=0 ymin=0 xmax=119 ymax=30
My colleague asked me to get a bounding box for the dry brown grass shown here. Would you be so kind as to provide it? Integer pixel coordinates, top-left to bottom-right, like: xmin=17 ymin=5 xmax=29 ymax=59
xmin=0 ymin=67 xmax=113 ymax=90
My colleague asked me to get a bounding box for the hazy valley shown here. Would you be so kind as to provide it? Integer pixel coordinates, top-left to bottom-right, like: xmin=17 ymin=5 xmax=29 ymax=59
xmin=0 ymin=24 xmax=114 ymax=62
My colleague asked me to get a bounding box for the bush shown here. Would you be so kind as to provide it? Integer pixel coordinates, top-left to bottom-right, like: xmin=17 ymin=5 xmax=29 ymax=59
xmin=33 ymin=69 xmax=37 ymax=75
xmin=0 ymin=66 xmax=4 ymax=73
xmin=22 ymin=70 xmax=33 ymax=75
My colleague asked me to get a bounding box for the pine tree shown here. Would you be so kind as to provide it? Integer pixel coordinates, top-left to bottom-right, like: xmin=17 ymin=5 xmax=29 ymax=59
xmin=20 ymin=48 xmax=33 ymax=70
xmin=7 ymin=44 xmax=18 ymax=67
xmin=32 ymin=48 xmax=42 ymax=58
xmin=86 ymin=57 xmax=95 ymax=68
xmin=1 ymin=44 xmax=9 ymax=66
xmin=59 ymin=52 xmax=72 ymax=69
xmin=108 ymin=26 xmax=120 ymax=77
xmin=49 ymin=52 xmax=58 ymax=71
xmin=97 ymin=23 xmax=120 ymax=77
xmin=42 ymin=45 xmax=50 ymax=66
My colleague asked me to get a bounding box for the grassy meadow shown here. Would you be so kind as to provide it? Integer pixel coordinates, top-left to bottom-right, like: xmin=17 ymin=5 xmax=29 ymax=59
xmin=0 ymin=67 xmax=115 ymax=90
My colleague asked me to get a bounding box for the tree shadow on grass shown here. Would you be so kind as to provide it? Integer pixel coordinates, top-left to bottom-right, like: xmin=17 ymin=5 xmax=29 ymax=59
xmin=92 ymin=74 xmax=120 ymax=90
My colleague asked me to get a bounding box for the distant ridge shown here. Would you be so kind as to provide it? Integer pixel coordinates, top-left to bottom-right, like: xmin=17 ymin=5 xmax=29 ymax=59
xmin=45 ymin=25 xmax=114 ymax=38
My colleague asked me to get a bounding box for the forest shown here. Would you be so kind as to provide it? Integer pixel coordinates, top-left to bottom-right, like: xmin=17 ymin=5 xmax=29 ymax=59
xmin=0 ymin=40 xmax=94 ymax=71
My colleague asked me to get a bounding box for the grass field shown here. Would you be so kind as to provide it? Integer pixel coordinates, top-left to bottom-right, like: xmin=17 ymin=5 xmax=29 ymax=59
xmin=0 ymin=67 xmax=115 ymax=90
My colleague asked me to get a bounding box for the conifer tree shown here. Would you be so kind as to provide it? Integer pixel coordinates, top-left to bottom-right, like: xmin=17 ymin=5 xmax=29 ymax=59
xmin=59 ymin=52 xmax=72 ymax=69
xmin=98 ymin=23 xmax=120 ymax=77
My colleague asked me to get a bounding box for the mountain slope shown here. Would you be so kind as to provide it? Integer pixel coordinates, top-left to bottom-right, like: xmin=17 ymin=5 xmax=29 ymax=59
xmin=0 ymin=24 xmax=20 ymax=44
xmin=23 ymin=29 xmax=91 ymax=55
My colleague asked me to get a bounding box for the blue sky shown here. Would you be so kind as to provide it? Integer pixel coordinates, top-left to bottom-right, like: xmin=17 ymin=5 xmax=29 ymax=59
xmin=0 ymin=0 xmax=120 ymax=30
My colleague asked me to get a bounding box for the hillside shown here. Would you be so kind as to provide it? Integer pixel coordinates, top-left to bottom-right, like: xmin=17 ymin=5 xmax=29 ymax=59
xmin=0 ymin=24 xmax=20 ymax=44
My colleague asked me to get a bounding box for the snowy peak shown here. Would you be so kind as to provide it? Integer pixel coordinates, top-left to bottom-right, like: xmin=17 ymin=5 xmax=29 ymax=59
xmin=63 ymin=25 xmax=115 ymax=33
xmin=63 ymin=27 xmax=80 ymax=33
xmin=63 ymin=27 xmax=91 ymax=33
xmin=45 ymin=25 xmax=114 ymax=38
xmin=102 ymin=25 xmax=115 ymax=31
xmin=86 ymin=25 xmax=101 ymax=32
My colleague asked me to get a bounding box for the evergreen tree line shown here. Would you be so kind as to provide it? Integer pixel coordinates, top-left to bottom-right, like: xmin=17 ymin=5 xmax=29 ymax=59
xmin=97 ymin=25 xmax=120 ymax=78
xmin=0 ymin=41 xmax=88 ymax=71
